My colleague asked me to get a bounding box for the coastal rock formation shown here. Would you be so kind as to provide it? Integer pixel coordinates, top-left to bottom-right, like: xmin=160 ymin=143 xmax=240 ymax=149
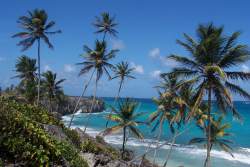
xmin=51 ymin=96 xmax=106 ymax=116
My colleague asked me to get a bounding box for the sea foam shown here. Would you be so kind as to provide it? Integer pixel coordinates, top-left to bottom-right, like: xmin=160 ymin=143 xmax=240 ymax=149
xmin=62 ymin=114 xmax=250 ymax=165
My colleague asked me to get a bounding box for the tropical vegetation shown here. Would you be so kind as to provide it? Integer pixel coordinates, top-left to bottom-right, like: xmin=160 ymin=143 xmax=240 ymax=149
xmin=103 ymin=98 xmax=144 ymax=159
xmin=105 ymin=61 xmax=135 ymax=127
xmin=12 ymin=9 xmax=61 ymax=105
xmin=164 ymin=23 xmax=250 ymax=167
xmin=0 ymin=7 xmax=249 ymax=167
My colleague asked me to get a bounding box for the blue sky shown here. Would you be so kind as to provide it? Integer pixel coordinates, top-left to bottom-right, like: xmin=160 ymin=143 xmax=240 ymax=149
xmin=0 ymin=0 xmax=250 ymax=99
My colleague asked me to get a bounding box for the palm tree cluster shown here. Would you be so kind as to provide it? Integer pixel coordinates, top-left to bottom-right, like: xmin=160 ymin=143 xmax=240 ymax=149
xmin=68 ymin=12 xmax=135 ymax=131
xmin=14 ymin=55 xmax=65 ymax=111
xmin=10 ymin=8 xmax=250 ymax=167
xmin=161 ymin=23 xmax=250 ymax=167
xmin=12 ymin=9 xmax=61 ymax=105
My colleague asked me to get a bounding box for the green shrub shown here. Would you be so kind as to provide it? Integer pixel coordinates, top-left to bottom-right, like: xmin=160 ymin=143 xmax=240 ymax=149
xmin=63 ymin=128 xmax=82 ymax=149
xmin=57 ymin=141 xmax=88 ymax=167
xmin=95 ymin=135 xmax=105 ymax=144
xmin=0 ymin=98 xmax=88 ymax=167
xmin=81 ymin=139 xmax=119 ymax=159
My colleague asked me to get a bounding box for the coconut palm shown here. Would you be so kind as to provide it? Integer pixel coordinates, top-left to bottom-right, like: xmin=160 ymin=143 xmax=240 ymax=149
xmin=93 ymin=12 xmax=118 ymax=40
xmin=105 ymin=61 xmax=135 ymax=127
xmin=149 ymin=74 xmax=189 ymax=165
xmin=150 ymin=74 xmax=188 ymax=134
xmin=15 ymin=55 xmax=37 ymax=85
xmin=68 ymin=40 xmax=118 ymax=128
xmin=42 ymin=70 xmax=65 ymax=112
xmin=164 ymin=23 xmax=250 ymax=167
xmin=190 ymin=116 xmax=234 ymax=166
xmin=12 ymin=9 xmax=61 ymax=105
xmin=103 ymin=98 xmax=144 ymax=158
xmin=15 ymin=55 xmax=37 ymax=103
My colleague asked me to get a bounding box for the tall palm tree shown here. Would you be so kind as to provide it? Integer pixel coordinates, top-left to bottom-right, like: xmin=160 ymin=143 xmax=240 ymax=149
xmin=165 ymin=23 xmax=250 ymax=167
xmin=190 ymin=116 xmax=234 ymax=166
xmin=103 ymin=98 xmax=144 ymax=158
xmin=12 ymin=9 xmax=61 ymax=105
xmin=93 ymin=12 xmax=118 ymax=40
xmin=105 ymin=61 xmax=135 ymax=127
xmin=15 ymin=55 xmax=37 ymax=103
xmin=42 ymin=70 xmax=65 ymax=112
xmin=68 ymin=40 xmax=118 ymax=128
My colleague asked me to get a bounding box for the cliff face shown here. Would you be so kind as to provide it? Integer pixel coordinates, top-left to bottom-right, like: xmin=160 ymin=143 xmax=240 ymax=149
xmin=53 ymin=96 xmax=106 ymax=116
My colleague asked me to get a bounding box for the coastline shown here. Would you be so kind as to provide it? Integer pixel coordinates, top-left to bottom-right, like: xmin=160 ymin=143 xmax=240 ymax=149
xmin=62 ymin=108 xmax=250 ymax=167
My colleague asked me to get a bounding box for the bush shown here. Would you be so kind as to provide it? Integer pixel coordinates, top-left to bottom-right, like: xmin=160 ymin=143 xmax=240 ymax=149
xmin=81 ymin=138 xmax=119 ymax=159
xmin=0 ymin=98 xmax=88 ymax=166
xmin=63 ymin=128 xmax=82 ymax=149
xmin=57 ymin=141 xmax=88 ymax=167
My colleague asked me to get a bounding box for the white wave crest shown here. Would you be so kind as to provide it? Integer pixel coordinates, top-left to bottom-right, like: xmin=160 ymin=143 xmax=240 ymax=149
xmin=65 ymin=123 xmax=250 ymax=165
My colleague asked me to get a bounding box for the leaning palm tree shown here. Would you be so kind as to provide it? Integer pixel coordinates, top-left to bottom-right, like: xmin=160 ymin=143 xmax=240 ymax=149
xmin=41 ymin=70 xmax=65 ymax=112
xmin=93 ymin=12 xmax=118 ymax=40
xmin=165 ymin=23 xmax=250 ymax=167
xmin=103 ymin=98 xmax=144 ymax=158
xmin=12 ymin=9 xmax=61 ymax=105
xmin=105 ymin=61 xmax=135 ymax=127
xmin=68 ymin=40 xmax=118 ymax=128
xmin=15 ymin=55 xmax=37 ymax=103
xmin=190 ymin=115 xmax=234 ymax=166
xmin=149 ymin=74 xmax=189 ymax=165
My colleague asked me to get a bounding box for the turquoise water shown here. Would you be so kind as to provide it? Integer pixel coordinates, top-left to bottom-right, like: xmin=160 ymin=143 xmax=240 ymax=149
xmin=62 ymin=98 xmax=250 ymax=167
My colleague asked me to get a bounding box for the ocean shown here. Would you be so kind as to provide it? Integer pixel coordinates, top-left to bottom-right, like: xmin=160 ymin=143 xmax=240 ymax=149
xmin=62 ymin=98 xmax=250 ymax=167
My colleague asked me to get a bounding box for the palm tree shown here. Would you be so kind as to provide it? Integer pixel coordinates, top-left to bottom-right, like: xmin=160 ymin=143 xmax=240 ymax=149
xmin=93 ymin=12 xmax=118 ymax=40
xmin=15 ymin=55 xmax=37 ymax=103
xmin=165 ymin=23 xmax=250 ymax=167
xmin=149 ymin=74 xmax=189 ymax=165
xmin=12 ymin=9 xmax=61 ymax=105
xmin=15 ymin=55 xmax=37 ymax=85
xmin=190 ymin=115 xmax=234 ymax=166
xmin=68 ymin=40 xmax=118 ymax=128
xmin=103 ymin=98 xmax=144 ymax=158
xmin=42 ymin=70 xmax=65 ymax=112
xmin=105 ymin=61 xmax=135 ymax=127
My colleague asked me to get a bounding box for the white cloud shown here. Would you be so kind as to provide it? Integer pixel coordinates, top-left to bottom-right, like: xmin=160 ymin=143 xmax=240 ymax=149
xmin=44 ymin=65 xmax=51 ymax=72
xmin=150 ymin=70 xmax=162 ymax=79
xmin=131 ymin=62 xmax=144 ymax=74
xmin=149 ymin=48 xmax=160 ymax=58
xmin=149 ymin=48 xmax=177 ymax=67
xmin=64 ymin=64 xmax=76 ymax=73
xmin=111 ymin=39 xmax=125 ymax=50
xmin=242 ymin=64 xmax=249 ymax=73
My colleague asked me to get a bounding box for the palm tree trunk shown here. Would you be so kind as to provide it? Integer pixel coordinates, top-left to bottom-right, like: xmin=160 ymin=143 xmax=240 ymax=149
xmin=68 ymin=70 xmax=95 ymax=128
xmin=153 ymin=120 xmax=163 ymax=165
xmin=205 ymin=87 xmax=212 ymax=167
xmin=105 ymin=80 xmax=123 ymax=127
xmin=204 ymin=143 xmax=213 ymax=167
xmin=122 ymin=126 xmax=127 ymax=159
xmin=37 ymin=38 xmax=41 ymax=105
xmin=163 ymin=131 xmax=178 ymax=167
xmin=83 ymin=77 xmax=98 ymax=133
